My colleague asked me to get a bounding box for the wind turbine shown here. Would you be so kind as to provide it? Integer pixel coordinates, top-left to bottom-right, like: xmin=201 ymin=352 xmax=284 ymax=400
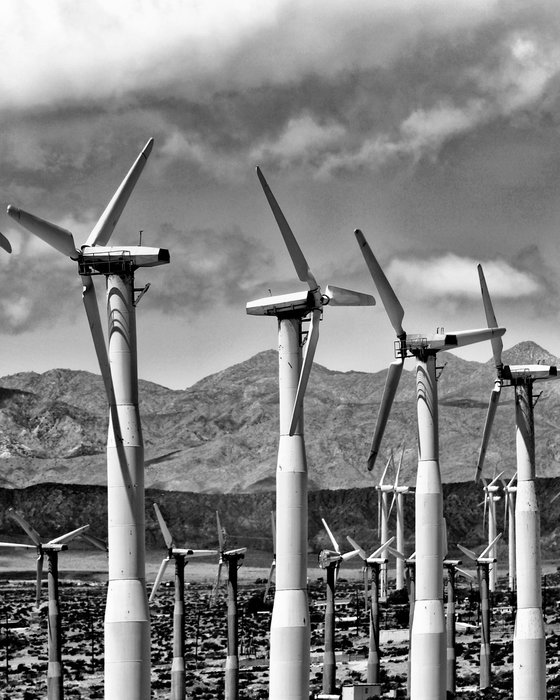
xmin=389 ymin=445 xmax=413 ymax=591
xmin=443 ymin=558 xmax=473 ymax=698
xmin=354 ymin=229 xmax=505 ymax=700
xmin=246 ymin=169 xmax=374 ymax=700
xmin=481 ymin=472 xmax=503 ymax=591
xmin=376 ymin=453 xmax=393 ymax=600
xmin=475 ymin=263 xmax=556 ymax=700
xmin=212 ymin=511 xmax=247 ymax=700
xmin=318 ymin=517 xmax=359 ymax=695
xmin=7 ymin=138 xmax=169 ymax=700
xmin=458 ymin=534 xmax=502 ymax=690
xmin=150 ymin=504 xmax=216 ymax=700
xmin=501 ymin=473 xmax=517 ymax=592
xmin=347 ymin=535 xmax=403 ymax=686
xmin=2 ymin=508 xmax=89 ymax=700
xmin=263 ymin=510 xmax=276 ymax=602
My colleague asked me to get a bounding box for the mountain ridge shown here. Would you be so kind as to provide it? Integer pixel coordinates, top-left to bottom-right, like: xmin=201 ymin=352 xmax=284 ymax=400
xmin=0 ymin=341 xmax=558 ymax=493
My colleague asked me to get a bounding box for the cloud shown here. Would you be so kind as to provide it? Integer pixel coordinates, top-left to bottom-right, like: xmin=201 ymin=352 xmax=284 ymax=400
xmin=386 ymin=253 xmax=541 ymax=301
xmin=142 ymin=223 xmax=274 ymax=313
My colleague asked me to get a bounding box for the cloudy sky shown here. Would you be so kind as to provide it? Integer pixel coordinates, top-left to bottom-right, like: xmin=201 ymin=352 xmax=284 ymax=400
xmin=1 ymin=0 xmax=559 ymax=389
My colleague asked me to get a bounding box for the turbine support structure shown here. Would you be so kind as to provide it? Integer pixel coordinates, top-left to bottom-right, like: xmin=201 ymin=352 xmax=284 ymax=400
xmin=268 ymin=314 xmax=310 ymax=700
xmin=410 ymin=353 xmax=446 ymax=700
xmin=104 ymin=270 xmax=151 ymax=699
xmin=513 ymin=380 xmax=546 ymax=700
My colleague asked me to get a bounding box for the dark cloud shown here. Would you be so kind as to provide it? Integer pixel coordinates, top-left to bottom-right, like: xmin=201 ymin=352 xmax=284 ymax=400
xmin=141 ymin=223 xmax=274 ymax=314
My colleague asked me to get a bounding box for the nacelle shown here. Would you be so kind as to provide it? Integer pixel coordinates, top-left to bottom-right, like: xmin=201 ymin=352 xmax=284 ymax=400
xmin=246 ymin=290 xmax=314 ymax=317
xmin=80 ymin=245 xmax=170 ymax=273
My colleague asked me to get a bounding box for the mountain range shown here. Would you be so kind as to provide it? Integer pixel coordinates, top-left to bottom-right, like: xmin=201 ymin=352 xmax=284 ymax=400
xmin=0 ymin=341 xmax=559 ymax=494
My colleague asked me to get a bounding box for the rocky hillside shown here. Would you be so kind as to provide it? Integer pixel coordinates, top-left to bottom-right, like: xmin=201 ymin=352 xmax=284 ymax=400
xmin=0 ymin=341 xmax=559 ymax=493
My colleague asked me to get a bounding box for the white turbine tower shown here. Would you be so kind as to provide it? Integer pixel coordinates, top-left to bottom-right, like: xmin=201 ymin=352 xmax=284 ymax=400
xmin=376 ymin=454 xmax=393 ymax=600
xmin=475 ymin=263 xmax=557 ymax=700
xmin=263 ymin=511 xmax=276 ymax=601
xmin=389 ymin=446 xmax=413 ymax=591
xmin=246 ymin=169 xmax=374 ymax=700
xmin=150 ymin=504 xmax=217 ymax=700
xmin=7 ymin=138 xmax=169 ymax=700
xmin=212 ymin=511 xmax=248 ymax=700
xmin=458 ymin=534 xmax=502 ymax=690
xmin=347 ymin=535 xmax=403 ymax=686
xmin=1 ymin=508 xmax=89 ymax=700
xmin=318 ymin=518 xmax=359 ymax=695
xmin=501 ymin=473 xmax=517 ymax=592
xmin=481 ymin=472 xmax=503 ymax=592
xmin=354 ymin=230 xmax=505 ymax=700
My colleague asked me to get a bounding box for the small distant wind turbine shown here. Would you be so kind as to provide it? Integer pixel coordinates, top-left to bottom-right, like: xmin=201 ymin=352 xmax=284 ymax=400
xmin=388 ymin=445 xmax=413 ymax=591
xmin=354 ymin=230 xmax=505 ymax=699
xmin=347 ymin=535 xmax=403 ymax=685
xmin=8 ymin=139 xmax=169 ymax=700
xmin=481 ymin=472 xmax=503 ymax=591
xmin=246 ymin=170 xmax=374 ymax=700
xmin=501 ymin=473 xmax=517 ymax=592
xmin=475 ymin=263 xmax=556 ymax=700
xmin=263 ymin=511 xmax=276 ymax=602
xmin=376 ymin=454 xmax=393 ymax=600
xmin=150 ymin=504 xmax=216 ymax=700
xmin=213 ymin=511 xmax=247 ymax=700
xmin=318 ymin=518 xmax=359 ymax=695
xmin=458 ymin=534 xmax=502 ymax=690
xmin=2 ymin=508 xmax=89 ymax=700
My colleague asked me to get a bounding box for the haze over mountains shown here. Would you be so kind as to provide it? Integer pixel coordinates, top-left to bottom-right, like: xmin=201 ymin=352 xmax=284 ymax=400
xmin=0 ymin=341 xmax=558 ymax=494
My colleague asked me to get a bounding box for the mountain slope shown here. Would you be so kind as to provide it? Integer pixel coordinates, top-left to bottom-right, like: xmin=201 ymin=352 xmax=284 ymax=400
xmin=0 ymin=342 xmax=558 ymax=493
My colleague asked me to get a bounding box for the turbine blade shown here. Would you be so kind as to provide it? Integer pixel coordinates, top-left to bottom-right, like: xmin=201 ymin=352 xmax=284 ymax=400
xmin=256 ymin=167 xmax=317 ymax=290
xmin=341 ymin=549 xmax=360 ymax=561
xmin=81 ymin=533 xmax=108 ymax=552
xmin=387 ymin=545 xmax=406 ymax=561
xmin=394 ymin=445 xmax=405 ymax=488
xmin=354 ymin=229 xmax=405 ymax=338
xmin=377 ymin=490 xmax=382 ymax=535
xmin=216 ymin=512 xmax=224 ymax=552
xmin=324 ymin=284 xmax=375 ymax=307
xmin=346 ymin=536 xmax=367 ymax=561
xmin=0 ymin=232 xmax=11 ymax=254
xmin=48 ymin=524 xmax=90 ymax=545
xmin=367 ymin=360 xmax=404 ymax=470
xmin=264 ymin=559 xmax=276 ymax=599
xmin=7 ymin=508 xmax=42 ymax=546
xmin=388 ymin=491 xmax=397 ymax=518
xmin=86 ymin=138 xmax=154 ymax=247
xmin=477 ymin=264 xmax=503 ymax=368
xmin=271 ymin=511 xmax=276 ymax=554
xmin=474 ymin=380 xmax=502 ymax=482
xmin=7 ymin=206 xmax=78 ymax=258
xmin=36 ymin=553 xmax=44 ymax=607
xmin=480 ymin=532 xmax=502 ymax=559
xmin=289 ymin=307 xmax=320 ymax=436
xmin=457 ymin=543 xmax=477 ymax=562
xmin=370 ymin=536 xmax=395 ymax=560
xmin=379 ymin=452 xmax=392 ymax=486
xmin=321 ymin=517 xmax=340 ymax=553
xmin=212 ymin=560 xmax=223 ymax=603
xmin=154 ymin=503 xmax=174 ymax=549
xmin=0 ymin=542 xmax=36 ymax=549
xmin=82 ymin=275 xmax=116 ymax=404
xmin=149 ymin=557 xmax=170 ymax=602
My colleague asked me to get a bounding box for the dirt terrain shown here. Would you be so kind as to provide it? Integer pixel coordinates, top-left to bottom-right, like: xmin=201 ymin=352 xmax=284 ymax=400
xmin=1 ymin=554 xmax=560 ymax=699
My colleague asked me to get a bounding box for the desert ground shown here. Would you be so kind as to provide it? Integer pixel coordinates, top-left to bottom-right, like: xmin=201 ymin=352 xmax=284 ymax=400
xmin=1 ymin=549 xmax=560 ymax=699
